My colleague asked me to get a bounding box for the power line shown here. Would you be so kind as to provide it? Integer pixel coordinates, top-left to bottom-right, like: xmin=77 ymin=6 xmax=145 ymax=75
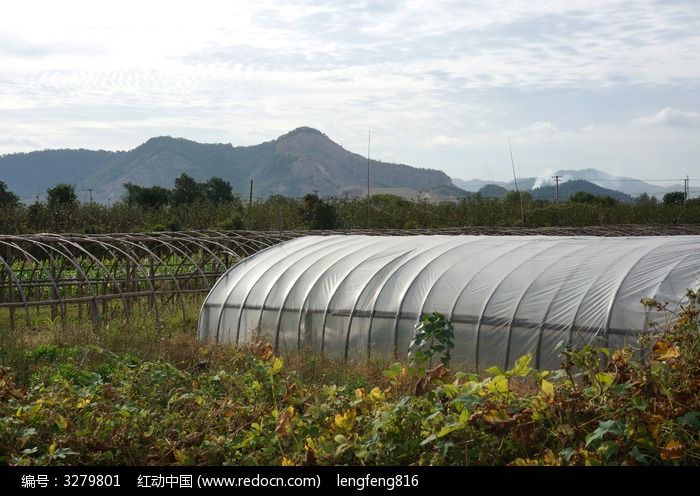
xmin=559 ymin=178 xmax=691 ymax=182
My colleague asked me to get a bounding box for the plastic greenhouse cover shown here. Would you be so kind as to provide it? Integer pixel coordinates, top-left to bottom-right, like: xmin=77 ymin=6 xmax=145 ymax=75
xmin=198 ymin=235 xmax=700 ymax=370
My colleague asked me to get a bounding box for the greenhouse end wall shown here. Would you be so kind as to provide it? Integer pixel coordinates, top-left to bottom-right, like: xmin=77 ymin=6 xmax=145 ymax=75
xmin=198 ymin=235 xmax=700 ymax=370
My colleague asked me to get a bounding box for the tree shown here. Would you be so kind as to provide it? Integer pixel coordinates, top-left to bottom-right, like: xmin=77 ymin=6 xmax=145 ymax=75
xmin=635 ymin=192 xmax=658 ymax=206
xmin=0 ymin=180 xmax=20 ymax=208
xmin=204 ymin=177 xmax=234 ymax=204
xmin=299 ymin=193 xmax=337 ymax=230
xmin=663 ymin=191 xmax=685 ymax=206
xmin=123 ymin=183 xmax=171 ymax=210
xmin=504 ymin=190 xmax=532 ymax=204
xmin=172 ymin=173 xmax=203 ymax=205
xmin=569 ymin=191 xmax=596 ymax=203
xmin=47 ymin=183 xmax=78 ymax=209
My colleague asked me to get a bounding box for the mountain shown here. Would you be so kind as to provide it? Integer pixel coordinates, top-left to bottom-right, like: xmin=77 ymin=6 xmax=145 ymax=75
xmin=451 ymin=178 xmax=507 ymax=192
xmin=452 ymin=168 xmax=683 ymax=198
xmin=0 ymin=149 xmax=118 ymax=202
xmin=531 ymin=179 xmax=632 ymax=202
xmin=0 ymin=127 xmax=460 ymax=203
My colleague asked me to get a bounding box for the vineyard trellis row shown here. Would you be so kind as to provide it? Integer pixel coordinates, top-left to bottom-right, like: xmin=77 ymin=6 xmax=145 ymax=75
xmin=0 ymin=230 xmax=296 ymax=330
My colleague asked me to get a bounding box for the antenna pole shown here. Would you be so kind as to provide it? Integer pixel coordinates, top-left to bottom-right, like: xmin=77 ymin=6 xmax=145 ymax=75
xmin=367 ymin=128 xmax=371 ymax=228
xmin=508 ymin=137 xmax=525 ymax=225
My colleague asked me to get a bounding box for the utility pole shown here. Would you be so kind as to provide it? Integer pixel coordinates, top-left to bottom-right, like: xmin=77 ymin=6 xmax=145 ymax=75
xmin=684 ymin=175 xmax=689 ymax=205
xmin=553 ymin=175 xmax=562 ymax=203
xmin=249 ymin=179 xmax=254 ymax=208
xmin=367 ymin=129 xmax=371 ymax=228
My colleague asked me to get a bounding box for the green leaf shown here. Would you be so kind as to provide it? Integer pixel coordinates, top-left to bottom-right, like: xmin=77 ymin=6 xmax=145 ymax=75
xmin=486 ymin=365 xmax=505 ymax=377
xmin=437 ymin=423 xmax=463 ymax=437
xmin=509 ymin=354 xmax=532 ymax=377
xmin=21 ymin=428 xmax=37 ymax=438
xmin=630 ymin=446 xmax=652 ymax=465
xmin=594 ymin=372 xmax=614 ymax=388
xmin=382 ymin=362 xmax=403 ymax=380
xmin=585 ymin=420 xmax=624 ymax=448
xmin=631 ymin=397 xmax=648 ymax=412
xmin=678 ymin=411 xmax=700 ymax=429
xmin=420 ymin=434 xmax=438 ymax=446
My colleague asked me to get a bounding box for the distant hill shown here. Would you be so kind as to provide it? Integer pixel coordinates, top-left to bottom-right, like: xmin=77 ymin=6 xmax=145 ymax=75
xmin=451 ymin=178 xmax=505 ymax=192
xmin=531 ymin=179 xmax=633 ymax=202
xmin=452 ymin=168 xmax=683 ymax=198
xmin=552 ymin=168 xmax=682 ymax=197
xmin=477 ymin=184 xmax=509 ymax=198
xmin=0 ymin=127 xmax=461 ymax=203
xmin=0 ymin=149 xmax=117 ymax=202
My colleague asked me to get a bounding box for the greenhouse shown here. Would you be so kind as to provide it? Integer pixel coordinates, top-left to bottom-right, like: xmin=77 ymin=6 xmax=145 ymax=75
xmin=198 ymin=235 xmax=700 ymax=370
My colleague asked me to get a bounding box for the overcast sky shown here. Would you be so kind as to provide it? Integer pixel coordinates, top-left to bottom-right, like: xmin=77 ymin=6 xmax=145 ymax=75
xmin=1 ymin=0 xmax=699 ymax=182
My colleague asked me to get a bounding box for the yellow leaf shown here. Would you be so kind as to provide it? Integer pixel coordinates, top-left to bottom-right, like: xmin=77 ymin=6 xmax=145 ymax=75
xmin=76 ymin=398 xmax=91 ymax=409
xmin=541 ymin=379 xmax=555 ymax=400
xmin=660 ymin=440 xmax=685 ymax=461
xmin=354 ymin=388 xmax=365 ymax=399
xmin=543 ymin=449 xmax=558 ymax=466
xmin=334 ymin=409 xmax=356 ymax=432
xmin=174 ymin=449 xmax=190 ymax=465
xmin=194 ymin=395 xmax=204 ymax=406
xmin=652 ymin=340 xmax=680 ymax=361
xmin=304 ymin=437 xmax=315 ymax=451
xmin=486 ymin=375 xmax=509 ymax=395
xmin=369 ymin=387 xmax=384 ymax=402
xmin=595 ymin=372 xmax=614 ymax=388
xmin=275 ymin=406 xmax=294 ymax=437
xmin=281 ymin=456 xmax=295 ymax=466
xmin=270 ymin=357 xmax=284 ymax=375
xmin=511 ymin=354 xmax=533 ymax=377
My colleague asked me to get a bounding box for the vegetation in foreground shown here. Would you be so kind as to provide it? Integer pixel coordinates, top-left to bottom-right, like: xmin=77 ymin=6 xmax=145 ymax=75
xmin=0 ymin=293 xmax=698 ymax=466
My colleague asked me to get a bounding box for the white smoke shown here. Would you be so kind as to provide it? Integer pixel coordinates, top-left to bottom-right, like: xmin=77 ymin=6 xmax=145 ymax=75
xmin=532 ymin=169 xmax=555 ymax=190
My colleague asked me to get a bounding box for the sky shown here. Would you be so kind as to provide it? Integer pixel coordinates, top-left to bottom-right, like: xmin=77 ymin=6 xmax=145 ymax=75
xmin=1 ymin=0 xmax=699 ymax=183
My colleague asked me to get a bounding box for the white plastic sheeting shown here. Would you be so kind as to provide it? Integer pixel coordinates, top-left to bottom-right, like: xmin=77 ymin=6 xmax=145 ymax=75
xmin=198 ymin=235 xmax=700 ymax=370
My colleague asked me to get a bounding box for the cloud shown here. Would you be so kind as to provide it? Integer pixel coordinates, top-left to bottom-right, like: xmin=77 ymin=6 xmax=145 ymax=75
xmin=430 ymin=135 xmax=465 ymax=147
xmin=507 ymin=121 xmax=560 ymax=144
xmin=631 ymin=107 xmax=700 ymax=128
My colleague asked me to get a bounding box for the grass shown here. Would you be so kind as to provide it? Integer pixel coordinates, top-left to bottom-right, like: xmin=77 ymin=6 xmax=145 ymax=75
xmin=0 ymin=292 xmax=699 ymax=466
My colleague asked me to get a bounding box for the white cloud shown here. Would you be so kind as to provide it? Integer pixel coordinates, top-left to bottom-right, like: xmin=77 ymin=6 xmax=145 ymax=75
xmin=508 ymin=121 xmax=560 ymax=144
xmin=631 ymin=107 xmax=700 ymax=128
xmin=430 ymin=135 xmax=465 ymax=147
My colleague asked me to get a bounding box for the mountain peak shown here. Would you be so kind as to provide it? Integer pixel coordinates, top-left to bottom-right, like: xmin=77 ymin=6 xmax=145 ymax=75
xmin=276 ymin=127 xmax=326 ymax=141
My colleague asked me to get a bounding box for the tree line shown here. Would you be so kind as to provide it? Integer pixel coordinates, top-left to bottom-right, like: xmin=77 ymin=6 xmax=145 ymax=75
xmin=0 ymin=175 xmax=699 ymax=234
